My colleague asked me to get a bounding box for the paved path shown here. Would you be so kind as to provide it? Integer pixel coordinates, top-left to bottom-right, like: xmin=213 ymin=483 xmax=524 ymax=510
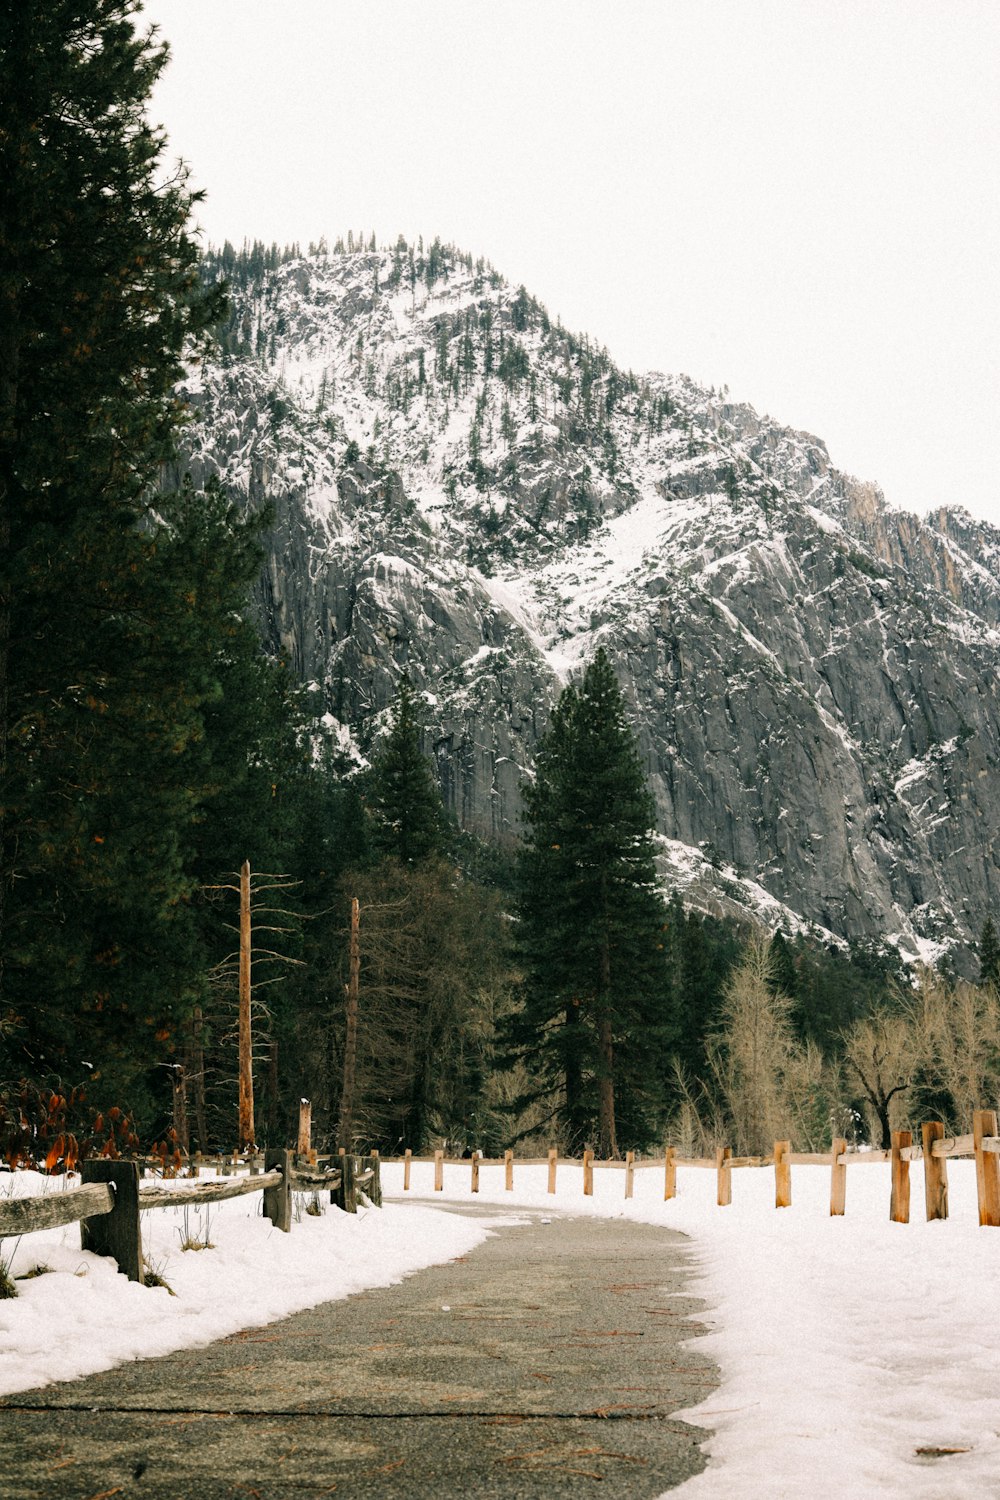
xmin=0 ymin=1204 xmax=717 ymax=1498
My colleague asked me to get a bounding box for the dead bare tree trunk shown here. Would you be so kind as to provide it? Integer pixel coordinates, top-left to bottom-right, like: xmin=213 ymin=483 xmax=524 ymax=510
xmin=238 ymin=858 xmax=255 ymax=1152
xmin=266 ymin=1036 xmax=280 ymax=1143
xmin=187 ymin=1007 xmax=208 ymax=1154
xmin=171 ymin=1064 xmax=189 ymax=1157
xmin=338 ymin=896 xmax=360 ymax=1151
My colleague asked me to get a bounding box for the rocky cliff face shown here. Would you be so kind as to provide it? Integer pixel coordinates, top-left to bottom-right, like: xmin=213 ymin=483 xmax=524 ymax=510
xmin=176 ymin=240 xmax=1000 ymax=964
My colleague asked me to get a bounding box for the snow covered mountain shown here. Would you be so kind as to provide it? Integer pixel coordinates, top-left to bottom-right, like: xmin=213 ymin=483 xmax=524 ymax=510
xmin=173 ymin=238 xmax=1000 ymax=964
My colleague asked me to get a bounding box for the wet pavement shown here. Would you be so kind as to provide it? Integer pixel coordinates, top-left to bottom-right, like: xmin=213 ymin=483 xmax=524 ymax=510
xmin=0 ymin=1203 xmax=717 ymax=1498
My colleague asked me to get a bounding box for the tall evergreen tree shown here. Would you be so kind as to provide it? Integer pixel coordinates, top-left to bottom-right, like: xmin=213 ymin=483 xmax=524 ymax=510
xmin=333 ymin=855 xmax=510 ymax=1154
xmin=0 ymin=3 xmax=281 ymax=1124
xmin=366 ymin=678 xmax=443 ymax=864
xmin=979 ymin=917 xmax=1000 ymax=988
xmin=768 ymin=930 xmax=798 ymax=999
xmin=511 ymin=648 xmax=673 ymax=1156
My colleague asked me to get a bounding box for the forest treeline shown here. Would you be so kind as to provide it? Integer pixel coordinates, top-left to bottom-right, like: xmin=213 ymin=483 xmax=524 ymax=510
xmin=2 ymin=4 xmax=997 ymax=1170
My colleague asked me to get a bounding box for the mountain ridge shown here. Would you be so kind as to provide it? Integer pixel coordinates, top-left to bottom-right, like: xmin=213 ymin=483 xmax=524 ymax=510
xmin=170 ymin=237 xmax=1000 ymax=967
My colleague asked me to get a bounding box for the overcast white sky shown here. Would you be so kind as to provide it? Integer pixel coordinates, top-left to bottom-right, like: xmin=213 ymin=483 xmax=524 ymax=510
xmin=142 ymin=1 xmax=999 ymax=524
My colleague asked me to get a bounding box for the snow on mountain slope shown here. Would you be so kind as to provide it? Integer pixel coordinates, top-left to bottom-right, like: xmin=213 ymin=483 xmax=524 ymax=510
xmin=171 ymin=239 xmax=1000 ymax=964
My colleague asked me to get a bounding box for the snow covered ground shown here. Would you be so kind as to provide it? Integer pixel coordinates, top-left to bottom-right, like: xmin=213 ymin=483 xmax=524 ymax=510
xmin=3 ymin=1157 xmax=998 ymax=1497
xmin=386 ymin=1157 xmax=1000 ymax=1500
xmin=0 ymin=1171 xmax=493 ymax=1397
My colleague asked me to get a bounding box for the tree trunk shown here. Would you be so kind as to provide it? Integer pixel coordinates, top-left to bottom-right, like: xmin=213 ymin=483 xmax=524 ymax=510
xmin=598 ymin=1013 xmax=618 ymax=1160
xmin=267 ymin=1036 xmax=280 ymax=1143
xmin=238 ymin=858 xmax=254 ymax=1151
xmin=171 ymin=1064 xmax=189 ymax=1156
xmin=187 ymin=1006 xmax=208 ymax=1154
xmin=0 ymin=305 xmax=17 ymax=1014
xmin=338 ymin=896 xmax=360 ymax=1151
xmin=564 ymin=1001 xmax=583 ymax=1153
xmin=876 ymin=1097 xmax=892 ymax=1151
xmin=598 ymin=924 xmax=618 ymax=1159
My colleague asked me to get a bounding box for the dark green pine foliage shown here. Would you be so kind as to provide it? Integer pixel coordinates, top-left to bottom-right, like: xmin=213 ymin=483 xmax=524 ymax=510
xmin=512 ymin=648 xmax=673 ymax=1156
xmin=0 ymin=1 xmax=264 ymax=1120
xmin=663 ymin=894 xmax=741 ymax=1087
xmin=789 ymin=936 xmax=903 ymax=1054
xmin=768 ymin=930 xmax=798 ymax=998
xmin=366 ymin=679 xmax=444 ymax=864
xmin=979 ymin=918 xmax=1000 ymax=987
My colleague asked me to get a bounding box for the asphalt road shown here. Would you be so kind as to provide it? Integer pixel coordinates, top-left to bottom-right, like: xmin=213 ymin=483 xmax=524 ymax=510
xmin=0 ymin=1203 xmax=718 ymax=1499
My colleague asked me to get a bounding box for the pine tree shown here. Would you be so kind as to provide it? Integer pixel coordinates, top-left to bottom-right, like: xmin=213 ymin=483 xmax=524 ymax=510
xmin=366 ymin=679 xmax=443 ymax=864
xmin=0 ymin=3 xmax=282 ymax=1122
xmin=979 ymin=917 xmax=1000 ymax=987
xmin=664 ymin=896 xmax=739 ymax=1086
xmin=333 ymin=855 xmax=510 ymax=1154
xmin=768 ymin=930 xmax=798 ymax=999
xmin=2 ymin=482 xmax=276 ymax=1115
xmin=511 ymin=648 xmax=673 ymax=1156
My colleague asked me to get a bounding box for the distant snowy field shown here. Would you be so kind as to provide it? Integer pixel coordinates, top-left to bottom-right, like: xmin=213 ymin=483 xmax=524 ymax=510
xmin=3 ymin=1158 xmax=998 ymax=1498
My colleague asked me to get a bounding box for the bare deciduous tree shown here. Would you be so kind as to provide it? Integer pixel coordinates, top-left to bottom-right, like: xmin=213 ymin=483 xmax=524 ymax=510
xmin=908 ymin=969 xmax=1000 ymax=1130
xmin=842 ymin=1012 xmax=915 ymax=1148
xmin=704 ymin=934 xmax=834 ymax=1154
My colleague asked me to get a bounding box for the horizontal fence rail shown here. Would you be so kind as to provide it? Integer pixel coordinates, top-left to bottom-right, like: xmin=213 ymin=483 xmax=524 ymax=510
xmin=386 ymin=1108 xmax=1000 ymax=1230
xmin=0 ymin=1181 xmax=114 ymax=1238
xmin=0 ymin=1150 xmax=382 ymax=1285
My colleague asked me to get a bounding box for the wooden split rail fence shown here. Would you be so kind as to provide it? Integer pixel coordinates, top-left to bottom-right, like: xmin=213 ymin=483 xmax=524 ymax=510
xmin=0 ymin=1149 xmax=382 ymax=1285
xmin=390 ymin=1108 xmax=1000 ymax=1230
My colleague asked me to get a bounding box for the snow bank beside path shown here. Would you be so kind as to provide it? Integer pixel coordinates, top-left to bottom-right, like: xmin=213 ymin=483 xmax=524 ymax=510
xmin=384 ymin=1158 xmax=1000 ymax=1500
xmin=0 ymin=1173 xmax=492 ymax=1398
xmin=4 ymin=1157 xmax=998 ymax=1497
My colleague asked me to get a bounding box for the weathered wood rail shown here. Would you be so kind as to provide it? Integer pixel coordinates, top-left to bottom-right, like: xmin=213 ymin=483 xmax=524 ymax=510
xmin=387 ymin=1108 xmax=1000 ymax=1229
xmin=0 ymin=1150 xmax=382 ymax=1285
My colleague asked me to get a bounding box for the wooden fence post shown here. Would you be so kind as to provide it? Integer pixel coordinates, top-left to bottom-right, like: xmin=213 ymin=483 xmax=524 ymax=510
xmin=434 ymin=1148 xmax=444 ymax=1191
xmin=263 ymin=1149 xmax=292 ymax=1232
xmin=297 ymin=1099 xmax=312 ymax=1160
xmin=583 ymin=1148 xmax=594 ymax=1196
xmin=922 ymin=1121 xmax=949 ymax=1221
xmin=716 ymin=1146 xmax=732 ymax=1206
xmin=773 ymin=1140 xmax=791 ymax=1209
xmin=403 ymin=1147 xmax=412 ymax=1191
xmin=547 ymin=1147 xmax=557 ymax=1194
xmin=890 ymin=1130 xmax=911 ymax=1223
xmin=80 ymin=1160 xmax=142 ymax=1283
xmin=664 ymin=1146 xmax=677 ymax=1201
xmin=504 ymin=1149 xmax=513 ymax=1191
xmin=470 ymin=1150 xmax=480 ymax=1193
xmin=829 ymin=1137 xmax=847 ymax=1217
xmin=334 ymin=1148 xmax=357 ymax=1214
xmin=973 ymin=1109 xmax=1000 ymax=1227
xmin=624 ymin=1150 xmax=635 ymax=1199
xmin=368 ymin=1149 xmax=382 ymax=1208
